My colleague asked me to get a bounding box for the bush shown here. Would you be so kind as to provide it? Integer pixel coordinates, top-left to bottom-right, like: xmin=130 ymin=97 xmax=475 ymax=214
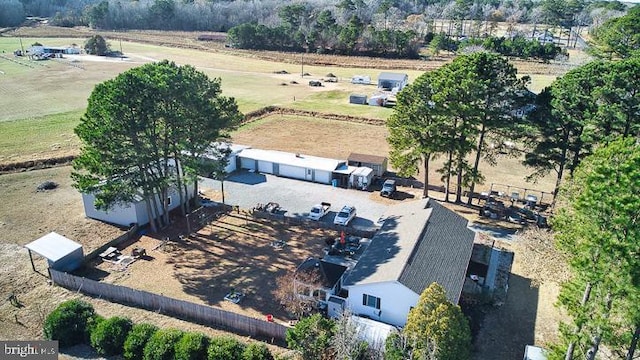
xmin=175 ymin=332 xmax=209 ymax=360
xmin=207 ymin=336 xmax=246 ymax=360
xmin=90 ymin=316 xmax=133 ymax=356
xmin=43 ymin=299 xmax=97 ymax=347
xmin=124 ymin=323 xmax=158 ymax=360
xmin=143 ymin=329 xmax=183 ymax=360
xmin=243 ymin=342 xmax=274 ymax=360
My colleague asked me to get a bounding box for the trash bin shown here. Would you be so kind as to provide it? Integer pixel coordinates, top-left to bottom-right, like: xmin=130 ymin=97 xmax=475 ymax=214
xmin=332 ymin=179 xmax=338 ymax=187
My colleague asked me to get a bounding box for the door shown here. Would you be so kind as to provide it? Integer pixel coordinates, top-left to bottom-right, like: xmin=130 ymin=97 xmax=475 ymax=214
xmin=305 ymin=168 xmax=313 ymax=181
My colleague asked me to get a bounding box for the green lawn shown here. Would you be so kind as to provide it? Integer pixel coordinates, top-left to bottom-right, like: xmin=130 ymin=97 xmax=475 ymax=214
xmin=0 ymin=111 xmax=82 ymax=163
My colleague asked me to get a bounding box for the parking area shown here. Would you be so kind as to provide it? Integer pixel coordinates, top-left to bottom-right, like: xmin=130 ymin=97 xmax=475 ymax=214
xmin=199 ymin=171 xmax=393 ymax=228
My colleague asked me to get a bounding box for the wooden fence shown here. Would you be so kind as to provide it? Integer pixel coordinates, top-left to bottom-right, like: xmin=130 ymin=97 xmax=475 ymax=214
xmin=50 ymin=270 xmax=288 ymax=342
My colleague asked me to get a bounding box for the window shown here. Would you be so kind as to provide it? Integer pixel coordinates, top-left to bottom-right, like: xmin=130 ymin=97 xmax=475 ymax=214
xmin=362 ymin=294 xmax=381 ymax=309
xmin=167 ymin=197 xmax=172 ymax=206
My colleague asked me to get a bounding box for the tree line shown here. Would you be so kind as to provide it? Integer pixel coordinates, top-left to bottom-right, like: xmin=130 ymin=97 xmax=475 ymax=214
xmin=0 ymin=0 xmax=632 ymax=40
xmin=388 ymin=52 xmax=640 ymax=205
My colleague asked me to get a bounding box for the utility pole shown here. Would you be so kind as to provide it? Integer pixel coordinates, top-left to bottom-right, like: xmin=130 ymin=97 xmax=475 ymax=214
xmin=301 ymin=51 xmax=304 ymax=78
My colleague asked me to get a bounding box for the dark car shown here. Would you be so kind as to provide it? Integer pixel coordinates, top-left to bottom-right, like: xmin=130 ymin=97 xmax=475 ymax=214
xmin=380 ymin=179 xmax=397 ymax=198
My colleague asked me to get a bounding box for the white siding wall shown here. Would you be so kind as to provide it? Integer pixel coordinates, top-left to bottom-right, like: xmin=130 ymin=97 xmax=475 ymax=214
xmin=84 ymin=185 xmax=195 ymax=227
xmin=346 ymin=281 xmax=419 ymax=327
xmin=82 ymin=193 xmax=139 ymax=227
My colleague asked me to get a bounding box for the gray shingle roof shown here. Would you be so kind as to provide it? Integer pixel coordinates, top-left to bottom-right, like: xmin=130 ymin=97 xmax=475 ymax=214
xmin=378 ymin=72 xmax=408 ymax=82
xmin=397 ymin=200 xmax=475 ymax=304
xmin=343 ymin=199 xmax=474 ymax=304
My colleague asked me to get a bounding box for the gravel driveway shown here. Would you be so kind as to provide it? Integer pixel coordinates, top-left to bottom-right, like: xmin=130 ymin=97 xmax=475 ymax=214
xmin=199 ymin=171 xmax=389 ymax=228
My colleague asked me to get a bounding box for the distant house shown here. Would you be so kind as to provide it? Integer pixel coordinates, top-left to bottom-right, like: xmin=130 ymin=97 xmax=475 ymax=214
xmin=81 ymin=159 xmax=195 ymax=227
xmin=347 ymin=153 xmax=387 ymax=178
xmin=377 ymin=72 xmax=409 ymax=93
xmin=334 ymin=199 xmax=475 ymax=327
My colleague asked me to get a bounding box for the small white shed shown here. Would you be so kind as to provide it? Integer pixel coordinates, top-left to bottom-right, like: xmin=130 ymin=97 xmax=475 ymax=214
xmin=25 ymin=232 xmax=84 ymax=272
xmin=350 ymin=167 xmax=374 ymax=190
xmin=351 ymin=75 xmax=371 ymax=84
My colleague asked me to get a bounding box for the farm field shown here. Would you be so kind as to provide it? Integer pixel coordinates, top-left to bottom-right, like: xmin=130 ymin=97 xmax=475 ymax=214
xmin=0 ymin=25 xmax=591 ymax=164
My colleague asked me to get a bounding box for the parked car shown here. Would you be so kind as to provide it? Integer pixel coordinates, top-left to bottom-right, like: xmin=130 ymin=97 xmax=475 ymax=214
xmin=308 ymin=202 xmax=331 ymax=221
xmin=380 ymin=179 xmax=397 ymax=198
xmin=334 ymin=205 xmax=357 ymax=226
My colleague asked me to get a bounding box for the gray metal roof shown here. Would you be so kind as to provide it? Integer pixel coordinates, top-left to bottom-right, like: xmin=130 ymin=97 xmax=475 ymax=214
xmin=397 ymin=200 xmax=475 ymax=304
xmin=344 ymin=199 xmax=433 ymax=286
xmin=25 ymin=232 xmax=83 ymax=262
xmin=344 ymin=199 xmax=475 ymax=304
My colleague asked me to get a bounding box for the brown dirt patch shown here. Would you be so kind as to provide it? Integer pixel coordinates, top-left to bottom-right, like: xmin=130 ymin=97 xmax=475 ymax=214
xmin=91 ymin=213 xmax=336 ymax=325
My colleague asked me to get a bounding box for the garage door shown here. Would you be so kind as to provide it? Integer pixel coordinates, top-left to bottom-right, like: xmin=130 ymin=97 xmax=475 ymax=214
xmin=314 ymin=171 xmax=332 ymax=184
xmin=279 ymin=164 xmax=305 ymax=180
xmin=258 ymin=161 xmax=273 ymax=174
xmin=240 ymin=157 xmax=256 ymax=170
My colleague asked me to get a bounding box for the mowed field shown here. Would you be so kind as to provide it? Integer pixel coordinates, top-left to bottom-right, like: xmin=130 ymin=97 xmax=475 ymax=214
xmin=0 ymin=27 xmax=576 ymax=358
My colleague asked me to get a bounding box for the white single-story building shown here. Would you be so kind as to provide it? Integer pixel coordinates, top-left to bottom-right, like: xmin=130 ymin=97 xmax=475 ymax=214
xmin=334 ymin=199 xmax=475 ymax=327
xmin=350 ymin=167 xmax=374 ymax=190
xmin=237 ymin=148 xmax=348 ymax=185
xmin=199 ymin=142 xmax=251 ymax=174
xmin=25 ymin=232 xmax=84 ymax=272
xmin=82 ymin=159 xmax=195 ymax=227
xmin=377 ymin=72 xmax=409 ymax=93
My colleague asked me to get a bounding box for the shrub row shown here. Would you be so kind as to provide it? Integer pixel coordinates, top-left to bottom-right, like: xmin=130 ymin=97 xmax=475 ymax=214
xmin=43 ymin=300 xmax=274 ymax=360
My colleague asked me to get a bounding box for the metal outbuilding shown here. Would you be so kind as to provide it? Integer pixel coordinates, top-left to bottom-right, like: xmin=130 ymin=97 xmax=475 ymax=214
xmin=24 ymin=232 xmax=84 ymax=273
xmin=347 ymin=153 xmax=388 ymax=177
xmin=238 ymin=148 xmax=346 ymax=184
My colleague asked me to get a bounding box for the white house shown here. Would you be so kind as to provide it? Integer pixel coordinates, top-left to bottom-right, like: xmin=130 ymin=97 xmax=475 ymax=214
xmin=337 ymin=199 xmax=475 ymax=327
xmin=81 ymin=159 xmax=195 ymax=227
xmin=377 ymin=72 xmax=409 ymax=93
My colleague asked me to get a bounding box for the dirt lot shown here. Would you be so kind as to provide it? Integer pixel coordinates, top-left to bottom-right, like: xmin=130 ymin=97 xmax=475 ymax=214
xmin=91 ymin=213 xmax=335 ymax=324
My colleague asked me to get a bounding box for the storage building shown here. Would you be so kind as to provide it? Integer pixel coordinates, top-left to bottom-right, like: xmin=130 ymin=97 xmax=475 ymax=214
xmin=237 ymin=148 xmax=346 ymax=185
xmin=347 ymin=153 xmax=388 ymax=178
xmin=349 ymin=94 xmax=368 ymax=105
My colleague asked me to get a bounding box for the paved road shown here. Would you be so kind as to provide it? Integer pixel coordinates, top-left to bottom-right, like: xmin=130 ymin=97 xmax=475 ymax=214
xmin=199 ymin=171 xmax=390 ymax=228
